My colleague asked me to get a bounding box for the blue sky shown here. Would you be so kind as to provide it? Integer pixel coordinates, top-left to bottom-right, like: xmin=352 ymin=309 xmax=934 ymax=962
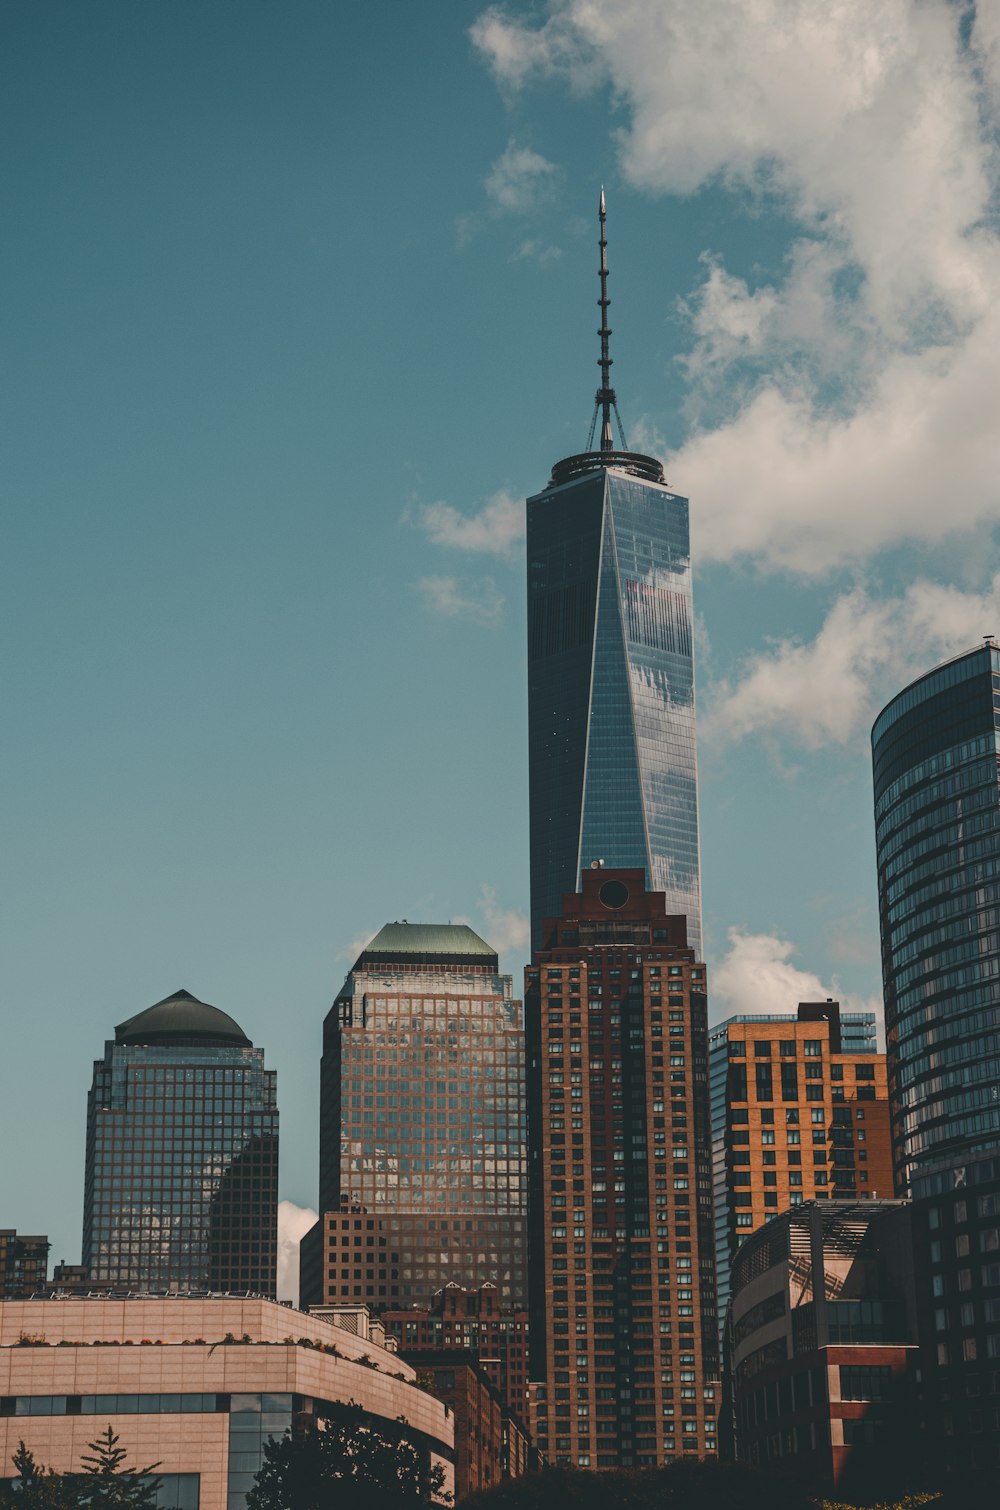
xmin=4 ymin=1 xmax=1000 ymax=1291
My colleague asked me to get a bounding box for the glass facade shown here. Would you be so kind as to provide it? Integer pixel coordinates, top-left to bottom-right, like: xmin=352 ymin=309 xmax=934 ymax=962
xmin=528 ymin=467 xmax=701 ymax=954
xmin=316 ymin=927 xmax=528 ymax=1308
xmin=82 ymin=994 xmax=278 ymax=1293
xmin=872 ymin=644 xmax=1000 ymax=1193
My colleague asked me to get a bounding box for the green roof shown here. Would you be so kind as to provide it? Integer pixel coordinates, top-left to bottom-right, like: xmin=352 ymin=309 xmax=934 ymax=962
xmin=115 ymin=989 xmax=251 ymax=1048
xmin=359 ymin=922 xmax=496 ymax=963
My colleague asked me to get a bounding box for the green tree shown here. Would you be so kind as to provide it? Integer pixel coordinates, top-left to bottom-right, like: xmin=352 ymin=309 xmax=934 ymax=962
xmin=77 ymin=1426 xmax=161 ymax=1509
xmin=10 ymin=1442 xmax=76 ymax=1510
xmin=463 ymin=1460 xmax=817 ymax=1510
xmin=246 ymin=1401 xmax=449 ymax=1510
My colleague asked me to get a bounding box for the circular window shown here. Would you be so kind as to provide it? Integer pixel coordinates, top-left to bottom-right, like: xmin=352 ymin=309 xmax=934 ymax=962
xmin=599 ymin=879 xmax=630 ymax=910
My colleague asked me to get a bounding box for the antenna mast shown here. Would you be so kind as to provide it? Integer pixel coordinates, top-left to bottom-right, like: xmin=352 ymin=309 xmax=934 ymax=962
xmin=588 ymin=187 xmax=630 ymax=452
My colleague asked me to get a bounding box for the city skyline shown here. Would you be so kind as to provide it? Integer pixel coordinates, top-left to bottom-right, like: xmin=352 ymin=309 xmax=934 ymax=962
xmin=6 ymin=1 xmax=1000 ymax=1283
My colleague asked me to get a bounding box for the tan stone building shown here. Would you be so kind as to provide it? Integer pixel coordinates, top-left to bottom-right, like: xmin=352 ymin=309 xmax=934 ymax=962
xmin=0 ymin=1297 xmax=454 ymax=1508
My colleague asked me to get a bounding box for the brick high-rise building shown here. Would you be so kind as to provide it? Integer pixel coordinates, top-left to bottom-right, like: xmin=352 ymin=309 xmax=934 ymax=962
xmin=301 ymin=924 xmax=528 ymax=1311
xmin=709 ymin=1002 xmax=892 ymax=1339
xmin=525 ymin=867 xmax=718 ymax=1469
xmin=0 ymin=1230 xmax=49 ymax=1298
xmin=383 ymin=1282 xmax=530 ymax=1429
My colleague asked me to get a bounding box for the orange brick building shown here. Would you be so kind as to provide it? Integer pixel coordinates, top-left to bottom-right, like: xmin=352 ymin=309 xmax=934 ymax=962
xmin=710 ymin=1002 xmax=893 ymax=1338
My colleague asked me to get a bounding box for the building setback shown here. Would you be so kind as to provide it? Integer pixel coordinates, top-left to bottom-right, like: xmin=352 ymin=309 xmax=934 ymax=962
xmin=710 ymin=1002 xmax=892 ymax=1340
xmin=0 ymin=1231 xmax=49 ymax=1299
xmin=526 ymin=193 xmax=701 ymax=956
xmin=82 ymin=990 xmax=278 ymax=1295
xmin=525 ymin=867 xmax=718 ymax=1469
xmin=301 ymin=924 xmax=527 ymax=1311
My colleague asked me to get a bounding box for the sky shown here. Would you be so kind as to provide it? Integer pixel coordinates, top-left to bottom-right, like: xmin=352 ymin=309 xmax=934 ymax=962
xmin=4 ymin=1 xmax=1000 ymax=1298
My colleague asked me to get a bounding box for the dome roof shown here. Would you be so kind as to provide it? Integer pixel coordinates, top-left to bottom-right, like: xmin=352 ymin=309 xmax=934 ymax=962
xmin=115 ymin=989 xmax=252 ymax=1048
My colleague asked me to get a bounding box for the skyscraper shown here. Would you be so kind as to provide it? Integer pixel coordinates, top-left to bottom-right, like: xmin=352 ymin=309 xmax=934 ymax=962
xmin=525 ymin=867 xmax=718 ymax=1469
xmin=301 ymin=923 xmax=527 ymax=1311
xmin=872 ymin=644 xmax=1000 ymax=1475
xmin=83 ymin=988 xmax=279 ymax=1293
xmin=871 ymin=642 xmax=1000 ymax=1194
xmin=527 ymin=192 xmax=701 ymax=953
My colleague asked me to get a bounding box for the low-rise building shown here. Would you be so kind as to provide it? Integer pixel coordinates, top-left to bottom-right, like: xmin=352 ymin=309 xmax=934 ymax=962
xmin=0 ymin=1231 xmax=49 ymax=1299
xmin=402 ymin=1348 xmax=533 ymax=1499
xmin=726 ymin=1200 xmax=917 ymax=1490
xmin=0 ymin=1295 xmax=454 ymax=1509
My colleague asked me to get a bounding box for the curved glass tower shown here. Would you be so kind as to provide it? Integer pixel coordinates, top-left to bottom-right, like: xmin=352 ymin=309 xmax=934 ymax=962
xmin=872 ymin=642 xmax=1000 ymax=1194
xmin=527 ymin=192 xmax=702 ymax=953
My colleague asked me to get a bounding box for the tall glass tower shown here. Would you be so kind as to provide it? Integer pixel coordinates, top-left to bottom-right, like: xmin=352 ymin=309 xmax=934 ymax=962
xmin=528 ymin=193 xmax=701 ymax=953
xmin=872 ymin=642 xmax=1000 ymax=1195
xmin=83 ymin=988 xmax=279 ymax=1293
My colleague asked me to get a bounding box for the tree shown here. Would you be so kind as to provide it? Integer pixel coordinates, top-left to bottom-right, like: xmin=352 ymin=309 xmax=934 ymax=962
xmin=246 ymin=1401 xmax=449 ymax=1510
xmin=10 ymin=1442 xmax=77 ymax=1510
xmin=462 ymin=1460 xmax=817 ymax=1510
xmin=8 ymin=1430 xmax=160 ymax=1510
xmin=77 ymin=1426 xmax=161 ymax=1509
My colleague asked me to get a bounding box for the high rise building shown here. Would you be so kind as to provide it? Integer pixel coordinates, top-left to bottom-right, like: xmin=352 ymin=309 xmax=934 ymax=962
xmin=301 ymin=923 xmax=527 ymax=1311
xmin=872 ymin=642 xmax=1000 ymax=1194
xmin=82 ymin=989 xmax=278 ymax=1294
xmin=525 ymin=867 xmax=718 ymax=1469
xmin=872 ymin=644 xmax=1000 ymax=1475
xmin=527 ymin=193 xmax=701 ymax=954
xmin=709 ymin=1002 xmax=892 ymax=1346
xmin=0 ymin=1230 xmax=49 ymax=1298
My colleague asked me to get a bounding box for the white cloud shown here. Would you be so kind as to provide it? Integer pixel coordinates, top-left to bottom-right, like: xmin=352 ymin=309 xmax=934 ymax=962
xmin=702 ymin=575 xmax=1000 ymax=750
xmin=478 ymin=883 xmax=530 ymax=955
xmin=712 ymin=927 xmax=882 ymax=1027
xmin=512 ymin=239 xmax=563 ymax=265
xmin=416 ymin=575 xmax=505 ymax=626
xmin=473 ymin=1 xmax=1000 ymax=573
xmin=277 ymin=1200 xmax=317 ymax=1307
xmin=484 ymin=141 xmax=557 ymax=211
xmin=419 ymin=489 xmax=524 ymax=557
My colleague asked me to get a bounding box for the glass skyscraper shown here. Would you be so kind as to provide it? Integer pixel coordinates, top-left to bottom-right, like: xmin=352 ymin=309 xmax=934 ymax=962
xmin=302 ymin=922 xmax=528 ymax=1311
xmin=83 ymin=988 xmax=279 ymax=1293
xmin=527 ymin=197 xmax=701 ymax=953
xmin=872 ymin=642 xmax=1000 ymax=1196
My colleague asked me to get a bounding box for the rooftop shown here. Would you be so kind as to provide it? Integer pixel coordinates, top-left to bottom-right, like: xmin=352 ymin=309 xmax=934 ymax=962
xmin=115 ymin=989 xmax=252 ymax=1049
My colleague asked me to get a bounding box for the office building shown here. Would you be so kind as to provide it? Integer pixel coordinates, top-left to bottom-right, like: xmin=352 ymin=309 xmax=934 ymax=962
xmin=872 ymin=642 xmax=1000 ymax=1193
xmin=383 ymin=1282 xmax=530 ymax=1429
xmin=399 ymin=1350 xmax=534 ymax=1499
xmin=709 ymin=1002 xmax=892 ymax=1340
xmin=0 ymin=1296 xmax=454 ymax=1509
xmin=0 ymin=1231 xmax=49 ymax=1299
xmin=301 ymin=923 xmax=527 ymax=1311
xmin=727 ymin=1201 xmax=917 ymax=1490
xmin=525 ymin=867 xmax=718 ymax=1469
xmin=873 ymin=644 xmax=1000 ymax=1474
xmin=527 ymin=193 xmax=701 ymax=953
xmin=82 ymin=989 xmax=278 ymax=1294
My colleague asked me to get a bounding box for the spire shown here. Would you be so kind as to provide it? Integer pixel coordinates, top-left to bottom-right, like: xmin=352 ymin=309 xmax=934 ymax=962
xmin=589 ymin=186 xmax=629 ymax=453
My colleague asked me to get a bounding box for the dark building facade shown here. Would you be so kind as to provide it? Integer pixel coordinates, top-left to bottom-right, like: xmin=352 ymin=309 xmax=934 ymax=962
xmin=872 ymin=642 xmax=1000 ymax=1193
xmin=727 ymin=1201 xmax=918 ymax=1490
xmin=0 ymin=1231 xmax=49 ymax=1298
xmin=400 ymin=1350 xmax=534 ymax=1500
xmin=302 ymin=924 xmax=527 ymax=1311
xmin=526 ymin=867 xmax=718 ymax=1469
xmin=873 ymin=645 xmax=1000 ymax=1476
xmin=82 ymin=989 xmax=278 ymax=1294
xmin=527 ymin=195 xmax=701 ymax=956
xmin=709 ymin=1002 xmax=892 ymax=1344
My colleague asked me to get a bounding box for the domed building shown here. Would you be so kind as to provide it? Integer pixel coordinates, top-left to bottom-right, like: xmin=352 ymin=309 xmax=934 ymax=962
xmin=82 ymin=989 xmax=278 ymax=1295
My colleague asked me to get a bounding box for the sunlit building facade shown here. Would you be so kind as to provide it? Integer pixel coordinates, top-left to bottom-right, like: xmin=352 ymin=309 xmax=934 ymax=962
xmin=302 ymin=924 xmax=527 ymax=1311
xmin=82 ymin=989 xmax=278 ymax=1294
